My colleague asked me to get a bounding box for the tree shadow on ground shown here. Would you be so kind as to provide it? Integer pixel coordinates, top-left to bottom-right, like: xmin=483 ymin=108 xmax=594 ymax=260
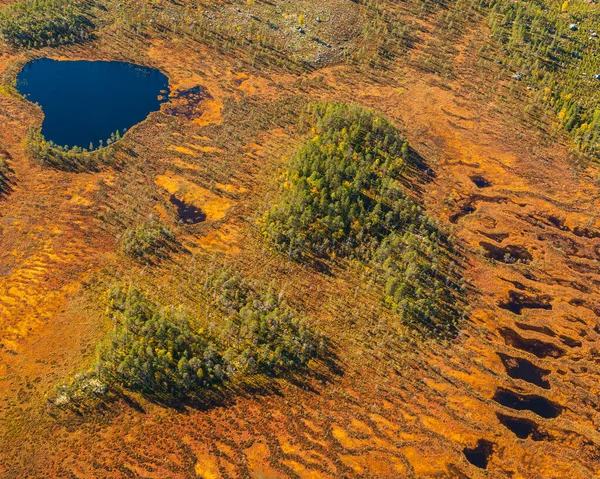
xmin=0 ymin=149 xmax=15 ymax=199
xmin=48 ymin=342 xmax=344 ymax=422
xmin=143 ymin=343 xmax=344 ymax=413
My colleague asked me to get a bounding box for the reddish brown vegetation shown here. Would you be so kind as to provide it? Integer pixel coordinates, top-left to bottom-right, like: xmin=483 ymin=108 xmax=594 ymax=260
xmin=0 ymin=0 xmax=600 ymax=478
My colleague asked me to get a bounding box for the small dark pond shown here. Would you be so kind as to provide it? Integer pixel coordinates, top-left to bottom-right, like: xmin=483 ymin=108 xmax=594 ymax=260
xmin=16 ymin=59 xmax=169 ymax=149
xmin=497 ymin=352 xmax=551 ymax=389
xmin=496 ymin=413 xmax=548 ymax=441
xmin=170 ymin=194 xmax=206 ymax=224
xmin=493 ymin=388 xmax=562 ymax=419
xmin=463 ymin=439 xmax=494 ymax=469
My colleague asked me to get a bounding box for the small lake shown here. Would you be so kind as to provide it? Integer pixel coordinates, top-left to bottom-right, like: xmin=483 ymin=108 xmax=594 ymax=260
xmin=16 ymin=59 xmax=169 ymax=149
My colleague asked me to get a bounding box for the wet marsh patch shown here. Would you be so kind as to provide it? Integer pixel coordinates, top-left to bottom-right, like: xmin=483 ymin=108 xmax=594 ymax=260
xmin=480 ymin=242 xmax=533 ymax=264
xmin=155 ymin=173 xmax=234 ymax=223
xmin=470 ymin=175 xmax=491 ymax=188
xmin=478 ymin=231 xmax=510 ymax=243
xmin=514 ymin=322 xmax=557 ymax=338
xmin=165 ymin=85 xmax=213 ymax=120
xmin=449 ymin=201 xmax=476 ymax=223
xmin=496 ymin=413 xmax=549 ymax=441
xmin=498 ymin=290 xmax=552 ymax=315
xmin=169 ymin=194 xmax=206 ymax=224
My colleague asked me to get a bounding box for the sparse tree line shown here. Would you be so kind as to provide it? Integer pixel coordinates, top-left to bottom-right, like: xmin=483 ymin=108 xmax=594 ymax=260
xmin=100 ymin=0 xmax=415 ymax=72
xmin=51 ymin=270 xmax=326 ymax=406
xmin=262 ymin=102 xmax=464 ymax=333
xmin=104 ymin=0 xmax=311 ymax=70
xmin=25 ymin=129 xmax=119 ymax=171
xmin=482 ymin=0 xmax=600 ymax=154
xmin=0 ymin=0 xmax=93 ymax=49
xmin=355 ymin=0 xmax=413 ymax=70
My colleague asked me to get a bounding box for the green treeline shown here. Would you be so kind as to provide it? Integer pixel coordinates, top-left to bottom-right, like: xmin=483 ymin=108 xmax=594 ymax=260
xmin=52 ymin=270 xmax=325 ymax=404
xmin=25 ymin=129 xmax=116 ymax=171
xmin=485 ymin=0 xmax=600 ymax=153
xmin=0 ymin=0 xmax=93 ymax=49
xmin=262 ymin=102 xmax=463 ymax=332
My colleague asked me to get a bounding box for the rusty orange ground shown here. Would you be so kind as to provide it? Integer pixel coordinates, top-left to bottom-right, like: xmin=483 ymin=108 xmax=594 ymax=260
xmin=1 ymin=2 xmax=600 ymax=478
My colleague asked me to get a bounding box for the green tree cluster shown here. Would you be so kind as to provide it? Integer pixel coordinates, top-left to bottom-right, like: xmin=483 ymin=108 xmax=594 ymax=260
xmin=263 ymin=102 xmax=463 ymax=332
xmin=97 ymin=285 xmax=225 ymax=396
xmin=206 ymin=268 xmax=326 ymax=377
xmin=263 ymin=102 xmax=413 ymax=259
xmin=55 ymin=274 xmax=325 ymax=403
xmin=0 ymin=0 xmax=92 ymax=49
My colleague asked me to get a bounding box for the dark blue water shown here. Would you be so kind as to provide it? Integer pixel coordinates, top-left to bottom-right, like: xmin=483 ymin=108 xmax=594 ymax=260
xmin=16 ymin=59 xmax=169 ymax=149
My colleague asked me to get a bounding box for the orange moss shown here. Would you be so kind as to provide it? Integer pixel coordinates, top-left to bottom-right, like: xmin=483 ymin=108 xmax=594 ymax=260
xmin=155 ymin=172 xmax=234 ymax=221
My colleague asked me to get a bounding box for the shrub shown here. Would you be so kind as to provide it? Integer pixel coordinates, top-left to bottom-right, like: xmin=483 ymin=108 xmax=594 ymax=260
xmin=50 ymin=371 xmax=108 ymax=408
xmin=120 ymin=222 xmax=176 ymax=262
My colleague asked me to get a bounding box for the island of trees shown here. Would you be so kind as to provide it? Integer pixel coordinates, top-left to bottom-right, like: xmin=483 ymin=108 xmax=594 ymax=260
xmin=52 ymin=269 xmax=326 ymax=406
xmin=262 ymin=102 xmax=464 ymax=333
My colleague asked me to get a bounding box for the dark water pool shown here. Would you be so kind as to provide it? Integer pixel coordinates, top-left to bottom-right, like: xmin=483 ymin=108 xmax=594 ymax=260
xmin=170 ymin=194 xmax=206 ymax=224
xmin=16 ymin=59 xmax=169 ymax=149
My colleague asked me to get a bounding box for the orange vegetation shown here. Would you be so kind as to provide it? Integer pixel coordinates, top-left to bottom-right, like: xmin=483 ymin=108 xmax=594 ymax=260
xmin=0 ymin=1 xmax=600 ymax=478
